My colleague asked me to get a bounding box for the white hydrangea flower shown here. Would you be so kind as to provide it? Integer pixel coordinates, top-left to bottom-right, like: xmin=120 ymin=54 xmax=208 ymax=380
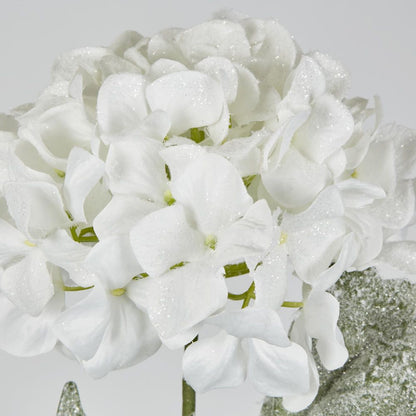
xmin=0 ymin=12 xmax=415 ymax=413
xmin=54 ymin=236 xmax=161 ymax=378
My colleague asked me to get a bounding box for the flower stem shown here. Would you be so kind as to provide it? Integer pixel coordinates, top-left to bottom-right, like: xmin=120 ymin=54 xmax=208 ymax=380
xmin=182 ymin=378 xmax=196 ymax=416
xmin=281 ymin=301 xmax=304 ymax=308
xmin=182 ymin=337 xmax=198 ymax=416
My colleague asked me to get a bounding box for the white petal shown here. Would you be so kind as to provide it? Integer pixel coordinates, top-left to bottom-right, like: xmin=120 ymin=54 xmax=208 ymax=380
xmin=161 ymin=325 xmax=201 ymax=350
xmin=392 ymin=124 xmax=416 ymax=179
xmin=325 ymin=149 xmax=346 ymax=178
xmin=146 ymin=71 xmax=225 ymax=135
xmin=262 ymin=148 xmax=330 ymax=210
xmin=216 ymin=199 xmax=273 ymax=265
xmin=148 ymin=58 xmax=188 ymax=80
xmin=130 ymin=204 xmax=205 ymax=277
xmin=171 ymin=153 xmax=253 ymax=235
xmin=40 ymin=230 xmax=93 ymax=287
xmin=216 ymin=134 xmax=263 ymax=177
xmin=209 ymin=308 xmax=290 ymax=347
xmin=206 ymin=103 xmax=230 ymax=145
xmin=83 ymin=181 xmax=112 ymax=225
xmin=336 ymin=178 xmax=386 ymax=208
xmin=242 ymin=83 xmax=280 ymax=124
xmin=147 ymin=28 xmax=185 ymax=63
xmin=293 ymin=95 xmax=353 ymax=164
xmin=283 ymin=315 xmax=319 ymax=412
xmin=0 ymin=219 xmax=28 ymax=265
xmin=97 ymin=73 xmax=148 ymax=140
xmin=314 ymin=233 xmax=359 ymax=291
xmin=83 ymin=297 xmax=161 ymax=378
xmin=177 ymin=20 xmax=251 ymax=64
xmin=125 ymin=275 xmax=154 ymax=311
xmin=110 ymin=30 xmax=142 ymax=55
xmin=253 ymin=244 xmax=288 ymax=310
xmin=280 ymin=56 xmax=326 ymax=116
xmin=4 ymin=181 xmax=68 ymax=239
xmin=304 ymin=290 xmax=348 ymax=370
xmin=124 ymin=47 xmax=150 ymax=73
xmin=160 ymin=144 xmax=206 ymax=181
xmin=262 ymin=111 xmax=310 ymax=170
xmin=367 ymin=180 xmax=415 ymax=230
xmin=106 ymin=137 xmax=166 ymax=201
xmin=251 ymin=19 xmax=297 ymax=93
xmin=282 ymin=187 xmax=346 ymax=282
xmin=1 ymin=250 xmax=54 ymax=316
xmin=355 ymin=140 xmax=396 ymax=194
xmin=0 ymin=291 xmax=62 ymax=356
xmin=19 ymin=101 xmax=95 ymax=170
xmin=372 ymin=241 xmax=416 ymax=283
xmin=52 ymin=47 xmax=109 ymax=82
xmin=248 ymin=338 xmax=310 ymax=396
xmin=8 ymin=140 xmax=56 ymax=184
xmin=229 ymin=64 xmax=260 ymax=121
xmin=183 ymin=331 xmax=246 ymax=392
xmin=282 ymin=185 xmax=344 ymax=231
xmin=93 ymin=195 xmax=159 ymax=240
xmin=286 ymin=221 xmax=346 ymax=285
xmin=135 ymin=110 xmax=171 ymax=141
xmin=64 ymin=147 xmax=105 ymax=223
xmin=146 ymin=262 xmax=228 ymax=339
xmin=195 ymin=57 xmax=238 ymax=103
xmin=346 ymin=210 xmax=383 ymax=266
xmin=309 ymin=51 xmax=350 ymax=98
xmin=53 ymin=285 xmax=111 ymax=361
xmin=86 ymin=236 xmax=142 ymax=289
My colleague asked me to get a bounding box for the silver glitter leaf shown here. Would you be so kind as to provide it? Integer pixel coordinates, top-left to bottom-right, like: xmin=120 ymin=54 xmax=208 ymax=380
xmin=56 ymin=381 xmax=86 ymax=416
xmin=260 ymin=269 xmax=416 ymax=415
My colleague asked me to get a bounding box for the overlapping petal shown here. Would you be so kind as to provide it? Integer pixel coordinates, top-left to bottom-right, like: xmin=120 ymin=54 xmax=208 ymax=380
xmin=143 ymin=262 xmax=227 ymax=339
xmin=1 ymin=249 xmax=54 ymax=316
xmin=4 ymin=181 xmax=68 ymax=239
xmin=176 ymin=20 xmax=251 ymax=64
xmin=63 ymin=147 xmax=105 ymax=223
xmin=106 ymin=137 xmax=166 ymax=200
xmin=183 ymin=331 xmax=246 ymax=392
xmin=82 ymin=296 xmax=161 ymax=378
xmin=146 ymin=71 xmax=225 ymax=135
xmin=97 ymin=73 xmax=148 ymax=140
xmin=304 ymin=290 xmax=348 ymax=370
xmin=248 ymin=338 xmax=309 ymax=396
xmin=130 ymin=204 xmax=205 ymax=277
xmin=0 ymin=291 xmax=62 ymax=356
xmin=170 ymin=153 xmax=253 ymax=234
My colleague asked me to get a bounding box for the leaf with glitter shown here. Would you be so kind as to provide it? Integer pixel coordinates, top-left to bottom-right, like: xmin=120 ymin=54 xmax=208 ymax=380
xmin=56 ymin=381 xmax=86 ymax=416
xmin=260 ymin=269 xmax=416 ymax=415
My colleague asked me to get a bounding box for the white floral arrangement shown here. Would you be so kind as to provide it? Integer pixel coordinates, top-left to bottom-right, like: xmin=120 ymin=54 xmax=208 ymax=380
xmin=1 ymin=11 xmax=415 ymax=415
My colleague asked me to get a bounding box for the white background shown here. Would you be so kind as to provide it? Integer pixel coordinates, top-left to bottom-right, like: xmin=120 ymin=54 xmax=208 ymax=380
xmin=0 ymin=1 xmax=415 ymax=415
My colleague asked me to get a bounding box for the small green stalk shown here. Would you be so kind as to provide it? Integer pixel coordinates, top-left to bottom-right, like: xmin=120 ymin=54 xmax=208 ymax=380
xmin=183 ymin=337 xmax=198 ymax=416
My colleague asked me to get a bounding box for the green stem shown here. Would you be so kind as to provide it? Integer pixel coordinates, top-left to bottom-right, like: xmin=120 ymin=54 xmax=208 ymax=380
xmin=223 ymin=262 xmax=250 ymax=278
xmin=228 ymin=291 xmax=250 ymax=301
xmin=281 ymin=301 xmax=304 ymax=308
xmin=182 ymin=378 xmax=196 ymax=416
xmin=242 ymin=282 xmax=256 ymax=309
xmin=63 ymin=285 xmax=94 ymax=292
xmin=70 ymin=225 xmax=99 ymax=243
xmin=183 ymin=337 xmax=197 ymax=416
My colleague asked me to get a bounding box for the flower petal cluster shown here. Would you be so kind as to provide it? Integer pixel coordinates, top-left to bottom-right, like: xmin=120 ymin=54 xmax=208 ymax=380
xmin=1 ymin=12 xmax=415 ymax=411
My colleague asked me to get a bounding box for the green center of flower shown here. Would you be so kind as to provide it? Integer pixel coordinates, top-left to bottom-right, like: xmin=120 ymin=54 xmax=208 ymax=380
xmin=54 ymin=168 xmax=66 ymax=178
xmin=163 ymin=190 xmax=176 ymax=206
xmin=204 ymin=234 xmax=217 ymax=250
xmin=111 ymin=288 xmax=126 ymax=297
xmin=279 ymin=232 xmax=288 ymax=245
xmin=24 ymin=240 xmax=36 ymax=247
